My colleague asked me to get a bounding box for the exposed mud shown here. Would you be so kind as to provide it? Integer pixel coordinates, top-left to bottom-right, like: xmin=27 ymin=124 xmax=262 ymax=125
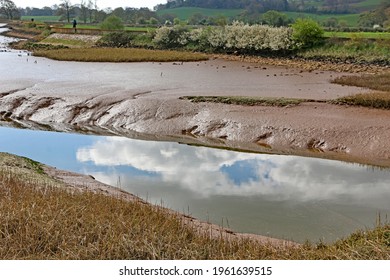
xmin=2 ymin=93 xmax=390 ymax=167
xmin=1 ymin=36 xmax=390 ymax=167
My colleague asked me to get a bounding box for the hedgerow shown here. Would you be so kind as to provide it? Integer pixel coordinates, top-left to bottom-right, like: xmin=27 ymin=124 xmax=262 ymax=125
xmin=153 ymin=21 xmax=295 ymax=53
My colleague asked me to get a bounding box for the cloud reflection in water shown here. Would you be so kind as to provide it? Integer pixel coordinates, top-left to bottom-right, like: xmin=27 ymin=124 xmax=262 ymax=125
xmin=76 ymin=136 xmax=390 ymax=208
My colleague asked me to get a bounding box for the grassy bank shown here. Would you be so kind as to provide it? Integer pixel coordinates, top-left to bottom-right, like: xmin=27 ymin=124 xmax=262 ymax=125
xmin=324 ymin=32 xmax=390 ymax=40
xmin=180 ymin=96 xmax=318 ymax=107
xmin=333 ymin=72 xmax=390 ymax=92
xmin=39 ymin=37 xmax=97 ymax=48
xmin=33 ymin=47 xmax=208 ymax=62
xmin=297 ymin=39 xmax=390 ymax=65
xmin=183 ymin=72 xmax=390 ymax=110
xmin=0 ymin=154 xmax=389 ymax=260
xmin=184 ymin=94 xmax=390 ymax=110
xmin=331 ymin=72 xmax=390 ymax=109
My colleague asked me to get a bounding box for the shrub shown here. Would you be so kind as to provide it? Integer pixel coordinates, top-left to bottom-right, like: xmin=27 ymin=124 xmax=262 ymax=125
xmin=100 ymin=15 xmax=124 ymax=31
xmin=154 ymin=22 xmax=294 ymax=53
xmin=188 ymin=27 xmax=213 ymax=51
xmin=292 ymin=18 xmax=324 ymax=48
xmin=97 ymin=32 xmax=135 ymax=48
xmin=153 ymin=25 xmax=190 ymax=49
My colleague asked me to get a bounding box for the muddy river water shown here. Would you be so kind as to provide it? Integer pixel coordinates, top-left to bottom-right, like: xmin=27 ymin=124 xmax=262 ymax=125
xmin=1 ymin=25 xmax=390 ymax=243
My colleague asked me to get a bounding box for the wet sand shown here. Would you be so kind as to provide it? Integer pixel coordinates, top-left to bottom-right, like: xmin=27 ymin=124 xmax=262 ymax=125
xmin=1 ymin=33 xmax=390 ymax=167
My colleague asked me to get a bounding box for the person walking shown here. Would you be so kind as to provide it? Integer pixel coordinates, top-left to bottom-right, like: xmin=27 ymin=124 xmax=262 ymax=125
xmin=72 ymin=19 xmax=77 ymax=33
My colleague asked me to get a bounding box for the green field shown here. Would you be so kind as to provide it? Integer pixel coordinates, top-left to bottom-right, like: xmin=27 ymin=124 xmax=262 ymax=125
xmin=156 ymin=8 xmax=361 ymax=27
xmin=352 ymin=0 xmax=384 ymax=10
xmin=21 ymin=15 xmax=61 ymax=22
xmin=284 ymin=12 xmax=360 ymax=27
xmin=156 ymin=7 xmax=244 ymax=20
xmin=62 ymin=24 xmax=155 ymax=32
xmin=324 ymin=31 xmax=390 ymax=39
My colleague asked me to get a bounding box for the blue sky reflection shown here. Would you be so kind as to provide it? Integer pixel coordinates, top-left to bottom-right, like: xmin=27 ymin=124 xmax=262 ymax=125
xmin=1 ymin=126 xmax=389 ymax=242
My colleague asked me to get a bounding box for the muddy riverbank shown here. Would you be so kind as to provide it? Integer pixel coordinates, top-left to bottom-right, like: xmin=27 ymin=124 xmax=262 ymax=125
xmin=1 ymin=27 xmax=390 ymax=167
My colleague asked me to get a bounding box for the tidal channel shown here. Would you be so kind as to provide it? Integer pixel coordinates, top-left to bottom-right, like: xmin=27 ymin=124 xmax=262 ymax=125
xmin=1 ymin=126 xmax=389 ymax=244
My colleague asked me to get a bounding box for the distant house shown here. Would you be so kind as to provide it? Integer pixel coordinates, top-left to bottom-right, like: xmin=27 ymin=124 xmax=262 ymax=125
xmin=373 ymin=24 xmax=381 ymax=29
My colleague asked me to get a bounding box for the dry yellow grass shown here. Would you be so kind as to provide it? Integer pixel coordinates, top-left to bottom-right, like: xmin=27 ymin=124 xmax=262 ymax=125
xmin=33 ymin=47 xmax=208 ymax=62
xmin=333 ymin=72 xmax=390 ymax=92
xmin=0 ymin=154 xmax=389 ymax=260
xmin=333 ymin=92 xmax=390 ymax=109
xmin=332 ymin=72 xmax=390 ymax=109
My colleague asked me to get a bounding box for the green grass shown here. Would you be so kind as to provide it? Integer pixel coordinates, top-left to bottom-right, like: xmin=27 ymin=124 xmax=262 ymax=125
xmin=62 ymin=24 xmax=154 ymax=32
xmin=40 ymin=37 xmax=94 ymax=47
xmin=20 ymin=157 xmax=44 ymax=175
xmin=298 ymin=39 xmax=390 ymax=64
xmin=352 ymin=0 xmax=384 ymax=9
xmin=63 ymin=24 xmax=99 ymax=29
xmin=156 ymin=7 xmax=244 ymax=21
xmin=0 ymin=161 xmax=389 ymax=260
xmin=21 ymin=16 xmax=61 ymax=22
xmin=33 ymin=47 xmax=208 ymax=62
xmin=285 ymin=12 xmax=360 ymax=27
xmin=124 ymin=26 xmax=156 ymax=32
xmin=324 ymin=32 xmax=390 ymax=40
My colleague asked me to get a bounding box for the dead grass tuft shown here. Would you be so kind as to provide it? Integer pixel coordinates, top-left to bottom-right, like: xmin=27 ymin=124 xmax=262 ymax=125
xmin=332 ymin=92 xmax=390 ymax=109
xmin=333 ymin=72 xmax=390 ymax=92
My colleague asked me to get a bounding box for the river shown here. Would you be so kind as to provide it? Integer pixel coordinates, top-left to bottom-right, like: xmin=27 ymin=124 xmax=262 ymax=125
xmin=1 ymin=24 xmax=389 ymax=244
xmin=1 ymin=126 xmax=389 ymax=243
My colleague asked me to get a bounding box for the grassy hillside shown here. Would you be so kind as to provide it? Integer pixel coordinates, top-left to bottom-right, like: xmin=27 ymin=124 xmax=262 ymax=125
xmin=156 ymin=7 xmax=244 ymax=20
xmin=290 ymin=0 xmax=383 ymax=12
xmin=156 ymin=7 xmax=362 ymax=26
xmin=285 ymin=12 xmax=360 ymax=27
xmin=352 ymin=0 xmax=385 ymax=10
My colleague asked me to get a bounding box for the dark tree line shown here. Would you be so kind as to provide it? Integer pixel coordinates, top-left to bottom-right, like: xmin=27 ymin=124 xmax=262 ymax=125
xmin=157 ymin=0 xmax=290 ymax=12
xmin=0 ymin=0 xmax=20 ymax=19
xmin=16 ymin=3 xmax=158 ymax=25
xmin=156 ymin=0 xmax=379 ymax=14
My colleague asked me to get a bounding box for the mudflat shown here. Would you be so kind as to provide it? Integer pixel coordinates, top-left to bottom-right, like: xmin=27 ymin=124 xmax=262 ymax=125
xmin=1 ymin=47 xmax=390 ymax=167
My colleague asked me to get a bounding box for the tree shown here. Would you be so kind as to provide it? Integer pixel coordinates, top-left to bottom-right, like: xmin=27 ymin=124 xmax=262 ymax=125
xmin=292 ymin=18 xmax=324 ymax=48
xmin=112 ymin=7 xmax=125 ymax=21
xmin=58 ymin=0 xmax=73 ymax=23
xmin=0 ymin=0 xmax=20 ymax=20
xmin=80 ymin=0 xmax=88 ymax=23
xmin=100 ymin=15 xmax=124 ymax=30
xmin=261 ymin=10 xmax=289 ymax=27
xmin=149 ymin=17 xmax=159 ymax=25
xmin=87 ymin=0 xmax=96 ymax=23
